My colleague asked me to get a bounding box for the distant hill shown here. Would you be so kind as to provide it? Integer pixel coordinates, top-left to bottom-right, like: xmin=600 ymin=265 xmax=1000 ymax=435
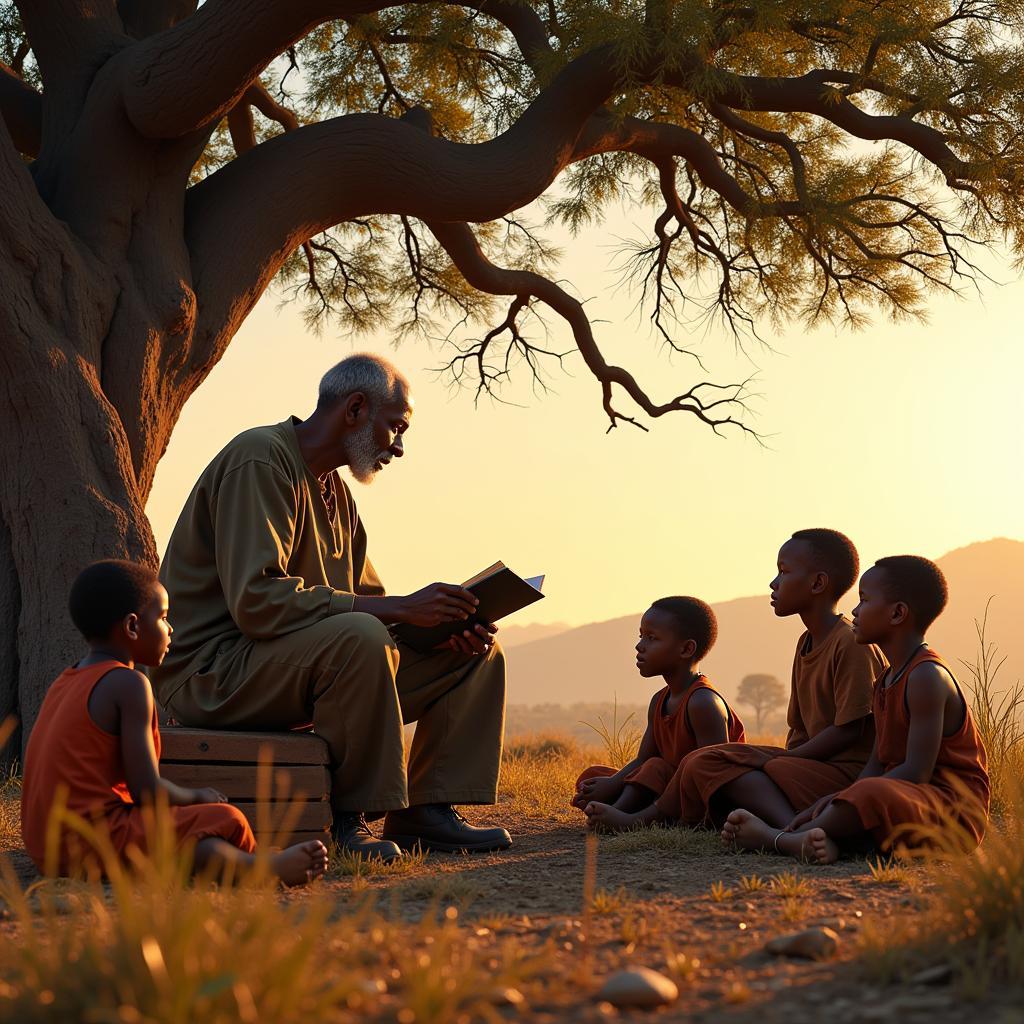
xmin=505 ymin=538 xmax=1024 ymax=710
xmin=499 ymin=622 xmax=572 ymax=649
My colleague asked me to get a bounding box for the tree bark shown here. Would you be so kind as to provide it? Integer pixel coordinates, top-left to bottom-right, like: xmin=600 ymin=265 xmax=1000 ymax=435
xmin=0 ymin=516 xmax=19 ymax=767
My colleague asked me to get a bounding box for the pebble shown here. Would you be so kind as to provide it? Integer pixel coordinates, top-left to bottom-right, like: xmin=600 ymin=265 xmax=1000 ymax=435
xmin=490 ymin=987 xmax=525 ymax=1006
xmin=597 ymin=967 xmax=679 ymax=1008
xmin=765 ymin=927 xmax=840 ymax=961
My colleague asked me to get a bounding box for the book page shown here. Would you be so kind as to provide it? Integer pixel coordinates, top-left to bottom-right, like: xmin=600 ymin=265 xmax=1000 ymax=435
xmin=462 ymin=561 xmax=505 ymax=588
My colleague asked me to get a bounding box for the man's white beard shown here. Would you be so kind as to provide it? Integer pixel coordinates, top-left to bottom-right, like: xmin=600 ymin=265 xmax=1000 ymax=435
xmin=345 ymin=420 xmax=388 ymax=484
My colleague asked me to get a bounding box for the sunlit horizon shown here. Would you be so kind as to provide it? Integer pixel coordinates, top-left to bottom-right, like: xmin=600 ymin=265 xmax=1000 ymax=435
xmin=148 ymin=203 xmax=1024 ymax=629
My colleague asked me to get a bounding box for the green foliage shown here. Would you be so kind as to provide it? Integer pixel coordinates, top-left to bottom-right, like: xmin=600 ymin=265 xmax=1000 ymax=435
xmin=7 ymin=0 xmax=1024 ymax=417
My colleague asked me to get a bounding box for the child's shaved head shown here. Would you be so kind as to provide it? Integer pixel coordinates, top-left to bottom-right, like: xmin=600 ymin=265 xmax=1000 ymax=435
xmin=649 ymin=596 xmax=718 ymax=660
xmin=791 ymin=528 xmax=860 ymax=599
xmin=873 ymin=555 xmax=948 ymax=630
xmin=69 ymin=560 xmax=159 ymax=641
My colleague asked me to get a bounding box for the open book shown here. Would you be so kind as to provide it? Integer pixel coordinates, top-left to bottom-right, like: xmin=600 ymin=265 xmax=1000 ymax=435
xmin=391 ymin=562 xmax=545 ymax=653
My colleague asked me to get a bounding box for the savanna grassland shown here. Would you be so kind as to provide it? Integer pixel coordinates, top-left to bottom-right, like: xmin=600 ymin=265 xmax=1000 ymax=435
xmin=2 ymin=693 xmax=1023 ymax=1024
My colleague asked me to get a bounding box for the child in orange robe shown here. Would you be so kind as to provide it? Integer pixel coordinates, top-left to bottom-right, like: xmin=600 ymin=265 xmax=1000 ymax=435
xmin=674 ymin=529 xmax=885 ymax=829
xmin=571 ymin=596 xmax=745 ymax=832
xmin=723 ymin=555 xmax=990 ymax=862
xmin=21 ymin=560 xmax=328 ymax=885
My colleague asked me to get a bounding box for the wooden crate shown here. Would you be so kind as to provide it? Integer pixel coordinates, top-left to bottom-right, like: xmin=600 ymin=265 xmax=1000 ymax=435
xmin=160 ymin=728 xmax=332 ymax=845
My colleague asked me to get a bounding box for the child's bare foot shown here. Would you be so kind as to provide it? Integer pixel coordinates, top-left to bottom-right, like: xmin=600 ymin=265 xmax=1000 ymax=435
xmin=270 ymin=840 xmax=329 ymax=887
xmin=801 ymin=827 xmax=839 ymax=864
xmin=584 ymin=802 xmax=640 ymax=834
xmin=721 ymin=809 xmax=779 ymax=851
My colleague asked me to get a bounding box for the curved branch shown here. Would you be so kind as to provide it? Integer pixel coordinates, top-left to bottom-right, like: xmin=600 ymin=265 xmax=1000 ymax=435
xmin=0 ymin=61 xmax=41 ymax=157
xmin=117 ymin=0 xmax=197 ymax=38
xmin=121 ymin=0 xmax=553 ymax=140
xmin=671 ymin=67 xmax=998 ymax=185
xmin=429 ymin=220 xmax=759 ymax=436
xmin=185 ymin=45 xmax=620 ymax=363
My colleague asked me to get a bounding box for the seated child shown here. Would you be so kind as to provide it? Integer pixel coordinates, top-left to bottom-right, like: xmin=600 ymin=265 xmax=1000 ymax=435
xmin=674 ymin=529 xmax=885 ymax=829
xmin=571 ymin=596 xmax=745 ymax=832
xmin=21 ymin=560 xmax=328 ymax=886
xmin=723 ymin=556 xmax=990 ymax=863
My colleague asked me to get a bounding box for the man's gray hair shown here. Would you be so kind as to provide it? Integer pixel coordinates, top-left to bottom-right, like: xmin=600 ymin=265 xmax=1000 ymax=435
xmin=318 ymin=353 xmax=408 ymax=409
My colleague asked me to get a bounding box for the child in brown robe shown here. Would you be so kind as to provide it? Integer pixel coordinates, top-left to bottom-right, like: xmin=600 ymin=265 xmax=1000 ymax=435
xmin=674 ymin=529 xmax=885 ymax=829
xmin=571 ymin=597 xmax=745 ymax=832
xmin=723 ymin=555 xmax=989 ymax=862
xmin=21 ymin=560 xmax=329 ymax=885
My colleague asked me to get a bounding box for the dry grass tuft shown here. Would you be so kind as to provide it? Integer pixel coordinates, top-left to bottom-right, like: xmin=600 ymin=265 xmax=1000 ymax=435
xmin=602 ymin=825 xmax=720 ymax=857
xmin=866 ymin=856 xmax=909 ymax=886
xmin=768 ymin=870 xmax=812 ymax=898
xmin=327 ymin=842 xmax=428 ymax=880
xmin=590 ymin=886 xmax=629 ymax=915
xmin=859 ymin=779 xmax=1024 ymax=992
xmin=0 ymin=765 xmax=20 ymax=853
xmin=663 ymin=949 xmax=702 ymax=987
xmin=959 ymin=600 xmax=1024 ymax=821
xmin=399 ymin=873 xmax=482 ymax=906
xmin=579 ymin=699 xmax=643 ymax=768
xmin=0 ymin=808 xmax=539 ymax=1023
xmin=498 ymin=732 xmax=595 ymax=822
xmin=738 ymin=873 xmax=766 ymax=893
xmin=709 ymin=880 xmax=735 ymax=903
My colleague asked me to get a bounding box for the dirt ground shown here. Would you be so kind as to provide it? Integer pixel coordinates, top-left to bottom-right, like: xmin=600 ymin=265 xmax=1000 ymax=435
xmin=2 ymin=796 xmax=1019 ymax=1022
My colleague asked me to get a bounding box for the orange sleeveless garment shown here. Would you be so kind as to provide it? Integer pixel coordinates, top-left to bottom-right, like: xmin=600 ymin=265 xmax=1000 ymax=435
xmin=573 ymin=676 xmax=745 ymax=817
xmin=829 ymin=647 xmax=990 ymax=851
xmin=674 ymin=618 xmax=882 ymax=825
xmin=21 ymin=661 xmax=256 ymax=875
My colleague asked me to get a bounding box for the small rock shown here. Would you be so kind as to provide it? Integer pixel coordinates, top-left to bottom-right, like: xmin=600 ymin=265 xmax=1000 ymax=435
xmin=910 ymin=964 xmax=953 ymax=986
xmin=597 ymin=967 xmax=679 ymax=1008
xmin=765 ymin=927 xmax=840 ymax=961
xmin=490 ymin=987 xmax=525 ymax=1006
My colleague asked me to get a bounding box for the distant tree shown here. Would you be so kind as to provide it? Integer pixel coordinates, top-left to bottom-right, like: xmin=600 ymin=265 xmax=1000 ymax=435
xmin=3 ymin=1 xmax=1024 ymax=754
xmin=737 ymin=673 xmax=787 ymax=732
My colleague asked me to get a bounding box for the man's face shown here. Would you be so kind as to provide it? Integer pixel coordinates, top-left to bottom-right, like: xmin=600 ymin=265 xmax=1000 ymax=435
xmin=345 ymin=390 xmax=413 ymax=484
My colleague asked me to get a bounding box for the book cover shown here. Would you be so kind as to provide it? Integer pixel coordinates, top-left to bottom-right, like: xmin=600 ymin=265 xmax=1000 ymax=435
xmin=391 ymin=564 xmax=545 ymax=653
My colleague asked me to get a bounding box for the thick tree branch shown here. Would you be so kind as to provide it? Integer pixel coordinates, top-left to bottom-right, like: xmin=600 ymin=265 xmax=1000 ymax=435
xmin=120 ymin=0 xmax=385 ymax=138
xmin=122 ymin=0 xmax=553 ymax=140
xmin=0 ymin=60 xmax=40 ymax=156
xmin=185 ymin=45 xmax=621 ymax=363
xmin=117 ymin=0 xmax=197 ymax=38
xmin=670 ymin=67 xmax=1001 ymax=185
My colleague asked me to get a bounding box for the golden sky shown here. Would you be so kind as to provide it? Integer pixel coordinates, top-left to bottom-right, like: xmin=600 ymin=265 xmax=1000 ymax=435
xmin=148 ymin=207 xmax=1024 ymax=627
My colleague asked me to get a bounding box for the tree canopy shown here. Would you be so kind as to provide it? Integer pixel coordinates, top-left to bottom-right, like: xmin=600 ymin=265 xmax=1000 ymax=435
xmin=5 ymin=0 xmax=1023 ymax=436
xmin=3 ymin=0 xmax=1024 ymax=750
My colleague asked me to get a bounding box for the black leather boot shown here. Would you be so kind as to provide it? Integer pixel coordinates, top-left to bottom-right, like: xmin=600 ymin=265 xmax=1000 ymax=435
xmin=332 ymin=811 xmax=404 ymax=862
xmin=381 ymin=804 xmax=512 ymax=853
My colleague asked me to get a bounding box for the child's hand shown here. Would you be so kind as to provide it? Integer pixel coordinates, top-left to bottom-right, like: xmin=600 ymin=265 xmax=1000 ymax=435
xmin=787 ymin=794 xmax=832 ymax=831
xmin=572 ymin=776 xmax=621 ymax=808
xmin=192 ymin=786 xmax=230 ymax=805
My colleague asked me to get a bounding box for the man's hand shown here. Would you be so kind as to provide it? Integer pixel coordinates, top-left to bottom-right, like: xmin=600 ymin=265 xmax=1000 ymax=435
xmin=191 ymin=786 xmax=230 ymax=805
xmin=437 ymin=622 xmax=497 ymax=656
xmin=399 ymin=583 xmax=479 ymax=627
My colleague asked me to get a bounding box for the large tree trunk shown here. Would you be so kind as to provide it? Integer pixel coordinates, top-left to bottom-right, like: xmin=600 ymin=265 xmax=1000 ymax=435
xmin=0 ymin=233 xmax=162 ymax=760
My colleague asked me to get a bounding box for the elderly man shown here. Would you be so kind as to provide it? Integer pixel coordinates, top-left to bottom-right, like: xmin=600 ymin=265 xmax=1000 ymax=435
xmin=153 ymin=354 xmax=510 ymax=861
